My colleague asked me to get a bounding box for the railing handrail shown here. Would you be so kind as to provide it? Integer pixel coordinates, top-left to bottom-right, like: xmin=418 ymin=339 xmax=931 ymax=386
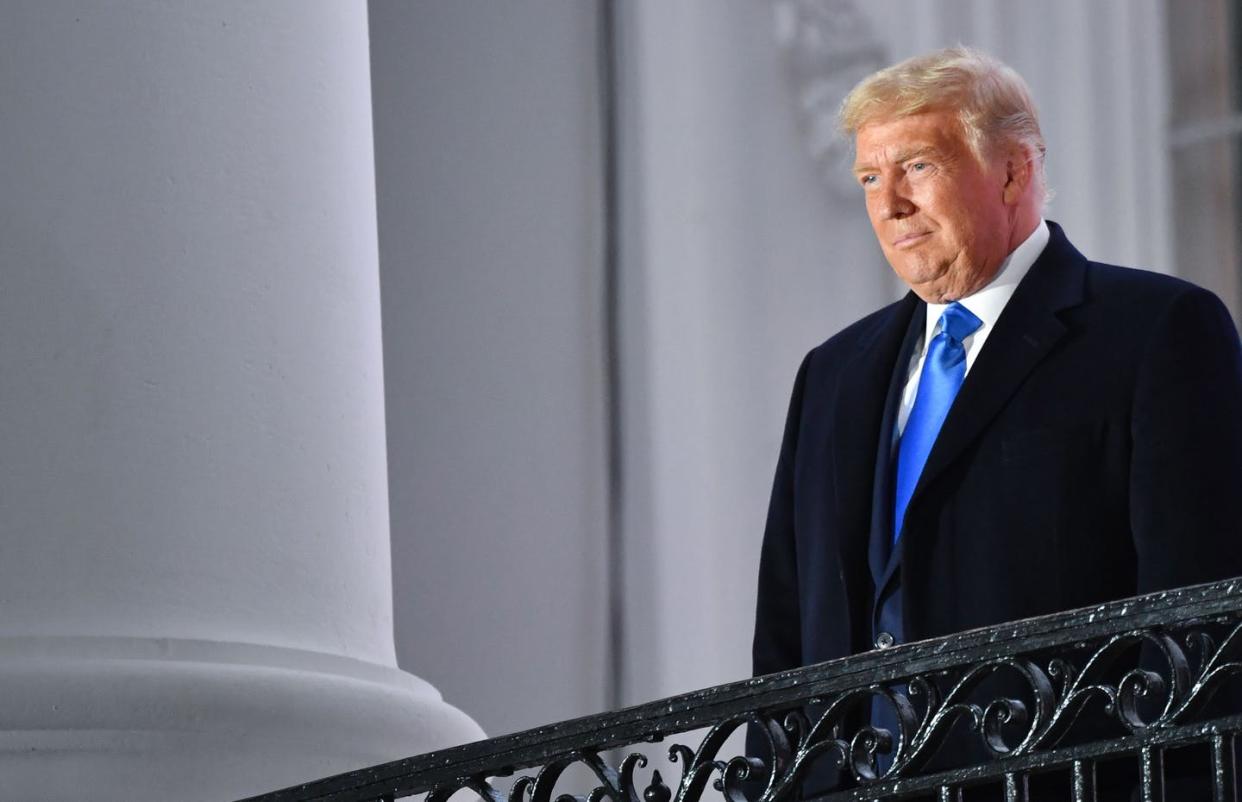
xmin=243 ymin=576 xmax=1242 ymax=801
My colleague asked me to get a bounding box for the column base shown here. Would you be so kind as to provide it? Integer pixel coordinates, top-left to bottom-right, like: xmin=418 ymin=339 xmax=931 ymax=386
xmin=0 ymin=636 xmax=484 ymax=801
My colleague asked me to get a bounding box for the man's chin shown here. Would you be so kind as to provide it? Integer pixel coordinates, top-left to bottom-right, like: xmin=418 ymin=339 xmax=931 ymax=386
xmin=889 ymin=264 xmax=949 ymax=298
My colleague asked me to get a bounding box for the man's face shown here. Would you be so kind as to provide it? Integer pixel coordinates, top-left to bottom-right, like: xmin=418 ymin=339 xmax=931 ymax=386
xmin=853 ymin=109 xmax=1015 ymax=303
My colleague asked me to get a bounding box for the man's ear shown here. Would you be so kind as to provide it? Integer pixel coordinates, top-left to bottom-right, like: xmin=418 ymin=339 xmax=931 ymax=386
xmin=1001 ymin=149 xmax=1033 ymax=205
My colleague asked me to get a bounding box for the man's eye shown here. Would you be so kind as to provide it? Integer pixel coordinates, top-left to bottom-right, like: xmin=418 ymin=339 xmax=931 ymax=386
xmin=910 ymin=162 xmax=929 ymax=172
xmin=860 ymin=174 xmax=878 ymax=187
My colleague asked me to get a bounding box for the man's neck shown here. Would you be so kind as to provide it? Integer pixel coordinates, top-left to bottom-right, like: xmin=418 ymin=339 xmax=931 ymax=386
xmin=1004 ymin=206 xmax=1042 ymax=258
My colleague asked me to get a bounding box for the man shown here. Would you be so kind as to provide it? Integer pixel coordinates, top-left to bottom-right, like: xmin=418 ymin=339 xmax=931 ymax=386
xmin=751 ymin=46 xmax=1242 ymax=793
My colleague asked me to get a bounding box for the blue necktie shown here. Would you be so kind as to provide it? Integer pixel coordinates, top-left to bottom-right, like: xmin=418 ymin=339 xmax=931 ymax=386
xmin=893 ymin=302 xmax=981 ymax=543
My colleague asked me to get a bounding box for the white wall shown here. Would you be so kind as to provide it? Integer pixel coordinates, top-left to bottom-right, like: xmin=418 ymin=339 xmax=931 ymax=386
xmin=615 ymin=0 xmax=892 ymax=707
xmin=369 ymin=1 xmax=611 ymax=738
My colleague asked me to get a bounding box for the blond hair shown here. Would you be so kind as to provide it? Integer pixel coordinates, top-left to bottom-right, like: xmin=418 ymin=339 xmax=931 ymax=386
xmin=840 ymin=47 xmax=1047 ymax=192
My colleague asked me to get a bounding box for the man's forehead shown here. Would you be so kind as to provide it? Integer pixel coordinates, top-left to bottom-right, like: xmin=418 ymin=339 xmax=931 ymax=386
xmin=852 ymin=112 xmax=967 ymax=168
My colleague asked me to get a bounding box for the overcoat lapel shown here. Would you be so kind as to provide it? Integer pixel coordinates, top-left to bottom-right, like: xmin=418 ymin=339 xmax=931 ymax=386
xmin=830 ymin=291 xmax=922 ymax=612
xmin=900 ymin=223 xmax=1088 ymax=537
xmin=869 ymin=305 xmax=927 ymax=587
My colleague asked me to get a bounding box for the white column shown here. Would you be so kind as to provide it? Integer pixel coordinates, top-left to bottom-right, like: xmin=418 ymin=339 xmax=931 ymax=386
xmin=0 ymin=2 xmax=481 ymax=799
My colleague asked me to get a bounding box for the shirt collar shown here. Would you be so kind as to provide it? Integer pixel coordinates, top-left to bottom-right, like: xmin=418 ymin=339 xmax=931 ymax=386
xmin=923 ymin=218 xmax=1050 ymax=343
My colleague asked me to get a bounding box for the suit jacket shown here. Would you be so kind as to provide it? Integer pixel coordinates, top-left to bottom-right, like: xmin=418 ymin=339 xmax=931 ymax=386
xmin=750 ymin=221 xmax=1242 ymax=790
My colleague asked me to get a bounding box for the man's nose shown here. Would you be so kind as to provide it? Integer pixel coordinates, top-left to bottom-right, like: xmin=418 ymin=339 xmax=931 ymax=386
xmin=878 ymin=181 xmax=916 ymax=219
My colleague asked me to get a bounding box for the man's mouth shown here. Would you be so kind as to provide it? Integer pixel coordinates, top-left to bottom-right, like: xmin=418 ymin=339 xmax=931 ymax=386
xmin=893 ymin=231 xmax=931 ymax=249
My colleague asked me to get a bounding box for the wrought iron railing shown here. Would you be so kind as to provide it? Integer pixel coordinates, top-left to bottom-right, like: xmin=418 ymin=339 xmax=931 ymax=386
xmin=243 ymin=577 xmax=1242 ymax=802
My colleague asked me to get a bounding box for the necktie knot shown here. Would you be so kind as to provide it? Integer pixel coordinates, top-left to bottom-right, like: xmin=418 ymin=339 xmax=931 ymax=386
xmin=940 ymin=301 xmax=982 ymax=344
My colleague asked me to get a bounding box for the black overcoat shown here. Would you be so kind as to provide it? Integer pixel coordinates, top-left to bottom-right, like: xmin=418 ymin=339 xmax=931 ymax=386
xmin=751 ymin=222 xmax=1242 ymax=793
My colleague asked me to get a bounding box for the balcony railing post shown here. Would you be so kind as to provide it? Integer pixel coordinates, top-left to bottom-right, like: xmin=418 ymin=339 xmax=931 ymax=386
xmin=1213 ymin=733 xmax=1237 ymax=802
xmin=1071 ymin=759 xmax=1096 ymax=802
xmin=1002 ymin=771 xmax=1027 ymax=802
xmin=1139 ymin=746 xmax=1165 ymax=802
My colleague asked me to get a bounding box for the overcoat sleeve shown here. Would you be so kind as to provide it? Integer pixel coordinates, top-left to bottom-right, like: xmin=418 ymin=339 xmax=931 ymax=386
xmin=752 ymin=351 xmax=812 ymax=679
xmin=1129 ymin=286 xmax=1242 ymax=591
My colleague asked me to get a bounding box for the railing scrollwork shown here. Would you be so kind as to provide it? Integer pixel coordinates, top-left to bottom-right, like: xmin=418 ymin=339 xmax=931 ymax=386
xmin=243 ymin=578 xmax=1242 ymax=801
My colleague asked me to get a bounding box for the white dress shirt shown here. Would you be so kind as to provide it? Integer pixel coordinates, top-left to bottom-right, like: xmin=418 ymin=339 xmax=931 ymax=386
xmin=894 ymin=219 xmax=1051 ymax=438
